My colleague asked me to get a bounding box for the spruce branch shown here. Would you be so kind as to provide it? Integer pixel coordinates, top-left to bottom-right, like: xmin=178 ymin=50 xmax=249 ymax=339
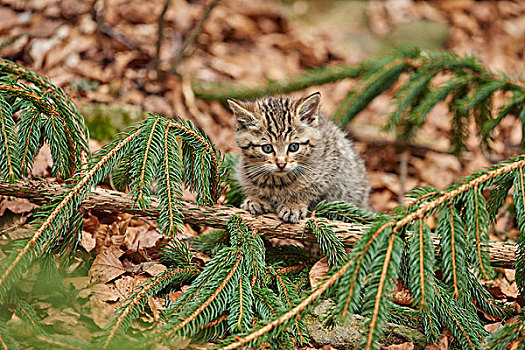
xmin=193 ymin=50 xmax=523 ymax=102
xmin=0 ymin=59 xmax=89 ymax=179
xmin=217 ymin=252 xmax=355 ymax=350
xmin=143 ymin=216 xmax=266 ymax=346
xmin=407 ymin=218 xmax=435 ymax=312
xmin=193 ymin=63 xmax=367 ymax=102
xmin=219 ymin=154 xmax=525 ymax=349
xmin=0 ymin=96 xmax=19 ymax=182
xmin=306 ymin=217 xmax=346 ymax=266
xmin=0 ymin=129 xmax=140 ymax=301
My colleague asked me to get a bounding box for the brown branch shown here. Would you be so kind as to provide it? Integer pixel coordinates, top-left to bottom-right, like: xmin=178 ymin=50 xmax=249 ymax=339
xmin=169 ymin=0 xmax=220 ymax=74
xmin=0 ymin=180 xmax=516 ymax=268
xmin=155 ymin=0 xmax=172 ymax=73
xmin=91 ymin=0 xmax=147 ymax=55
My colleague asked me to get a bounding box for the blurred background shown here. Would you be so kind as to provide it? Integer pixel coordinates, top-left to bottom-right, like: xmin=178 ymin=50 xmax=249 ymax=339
xmin=1 ymin=0 xmax=524 ymax=213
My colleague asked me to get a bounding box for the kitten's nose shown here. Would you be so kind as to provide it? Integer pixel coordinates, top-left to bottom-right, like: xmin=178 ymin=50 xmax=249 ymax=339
xmin=277 ymin=162 xmax=287 ymax=170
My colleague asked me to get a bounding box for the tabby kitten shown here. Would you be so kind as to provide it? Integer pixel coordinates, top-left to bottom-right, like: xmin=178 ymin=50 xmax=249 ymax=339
xmin=228 ymin=92 xmax=369 ymax=223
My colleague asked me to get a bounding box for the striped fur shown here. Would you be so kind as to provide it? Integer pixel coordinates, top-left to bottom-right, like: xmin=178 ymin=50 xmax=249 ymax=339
xmin=228 ymin=92 xmax=370 ymax=223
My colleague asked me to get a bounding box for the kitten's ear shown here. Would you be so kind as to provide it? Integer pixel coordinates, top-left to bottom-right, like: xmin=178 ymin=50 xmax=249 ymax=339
xmin=296 ymin=92 xmax=321 ymax=126
xmin=227 ymin=98 xmax=258 ymax=129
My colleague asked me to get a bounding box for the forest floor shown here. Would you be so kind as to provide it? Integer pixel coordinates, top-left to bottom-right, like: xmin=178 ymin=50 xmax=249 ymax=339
xmin=1 ymin=0 xmax=524 ymax=349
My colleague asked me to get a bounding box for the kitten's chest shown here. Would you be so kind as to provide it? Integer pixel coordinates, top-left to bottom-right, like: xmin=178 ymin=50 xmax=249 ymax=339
xmin=248 ymin=172 xmax=324 ymax=203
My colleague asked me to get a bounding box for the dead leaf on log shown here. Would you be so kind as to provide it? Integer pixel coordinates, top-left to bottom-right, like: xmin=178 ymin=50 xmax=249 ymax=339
xmin=83 ymin=212 xmax=99 ymax=233
xmin=309 ymin=257 xmax=329 ymax=290
xmin=386 ymin=342 xmax=414 ymax=350
xmin=89 ymin=247 xmax=125 ymax=282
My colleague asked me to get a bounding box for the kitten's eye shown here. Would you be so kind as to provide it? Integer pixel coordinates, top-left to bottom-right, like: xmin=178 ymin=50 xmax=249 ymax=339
xmin=261 ymin=144 xmax=274 ymax=154
xmin=288 ymin=143 xmax=299 ymax=152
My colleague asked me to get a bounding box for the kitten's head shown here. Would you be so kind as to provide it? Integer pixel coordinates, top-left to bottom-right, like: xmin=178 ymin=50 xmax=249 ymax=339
xmin=228 ymin=92 xmax=321 ymax=179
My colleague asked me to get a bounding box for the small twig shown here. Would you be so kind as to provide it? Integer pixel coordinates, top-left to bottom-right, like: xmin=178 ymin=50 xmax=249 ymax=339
xmin=155 ymin=0 xmax=172 ymax=73
xmin=354 ymin=137 xmax=451 ymax=157
xmin=91 ymin=0 xmax=147 ymax=55
xmin=169 ymin=0 xmax=220 ymax=74
xmin=399 ymin=149 xmax=409 ymax=204
xmin=0 ymin=34 xmax=24 ymax=51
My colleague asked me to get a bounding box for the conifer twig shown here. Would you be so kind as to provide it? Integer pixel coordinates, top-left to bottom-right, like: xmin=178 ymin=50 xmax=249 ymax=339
xmin=0 ymin=180 xmax=516 ymax=268
xmin=192 ymin=55 xmax=524 ymax=102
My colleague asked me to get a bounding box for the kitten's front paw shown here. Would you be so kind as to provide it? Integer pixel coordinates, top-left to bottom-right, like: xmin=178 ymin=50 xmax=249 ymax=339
xmin=277 ymin=204 xmax=307 ymax=223
xmin=242 ymin=198 xmax=270 ymax=215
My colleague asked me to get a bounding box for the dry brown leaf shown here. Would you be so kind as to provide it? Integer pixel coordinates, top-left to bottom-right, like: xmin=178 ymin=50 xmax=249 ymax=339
xmin=309 ymin=257 xmax=329 ymax=290
xmin=64 ymin=276 xmax=91 ymax=292
xmin=89 ymin=247 xmax=125 ymax=282
xmin=86 ymin=295 xmax=118 ymax=329
xmin=147 ymin=296 xmax=166 ymax=321
xmin=29 ymin=25 xmax=70 ymax=68
xmin=168 ymin=291 xmax=184 ymax=304
xmin=385 ymin=342 xmax=414 ymax=350
xmin=113 ymin=275 xmax=144 ymax=300
xmin=504 ymin=268 xmax=516 ymax=283
xmin=0 ymin=7 xmax=19 ymax=34
xmin=83 ymin=212 xmax=99 ymax=233
xmin=143 ymin=263 xmax=168 ymax=277
xmin=413 ymin=153 xmax=461 ymax=190
xmin=143 ymin=94 xmax=173 ymax=116
xmin=0 ymin=198 xmax=38 ymax=215
xmin=368 ymin=172 xmax=418 ymax=196
xmin=31 ymin=145 xmax=53 ymax=178
xmin=41 ymin=307 xmax=80 ymax=326
xmin=124 ymin=225 xmax=163 ymax=251
xmin=392 ymin=280 xmax=414 ymax=306
xmin=89 ymin=282 xmax=119 ymax=302
xmin=93 ymin=224 xmax=110 ymax=252
xmin=81 ymin=231 xmax=96 ymax=252
xmin=484 ymin=322 xmax=503 ymax=333
xmin=425 ymin=333 xmax=449 ymax=350
xmin=370 ymin=190 xmax=396 ymax=212
xmin=4 ymin=224 xmax=34 ymax=240
xmin=499 ymin=277 xmax=519 ymax=299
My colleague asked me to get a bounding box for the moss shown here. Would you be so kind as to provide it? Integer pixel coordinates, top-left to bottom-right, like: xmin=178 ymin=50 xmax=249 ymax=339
xmin=80 ymin=103 xmax=148 ymax=141
xmin=305 ymin=299 xmax=427 ymax=349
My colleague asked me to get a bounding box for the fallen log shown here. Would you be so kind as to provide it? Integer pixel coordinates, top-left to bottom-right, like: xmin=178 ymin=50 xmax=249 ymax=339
xmin=0 ymin=180 xmax=516 ymax=268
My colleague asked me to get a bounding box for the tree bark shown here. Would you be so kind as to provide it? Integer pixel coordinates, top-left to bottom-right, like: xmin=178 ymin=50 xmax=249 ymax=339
xmin=0 ymin=180 xmax=516 ymax=268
